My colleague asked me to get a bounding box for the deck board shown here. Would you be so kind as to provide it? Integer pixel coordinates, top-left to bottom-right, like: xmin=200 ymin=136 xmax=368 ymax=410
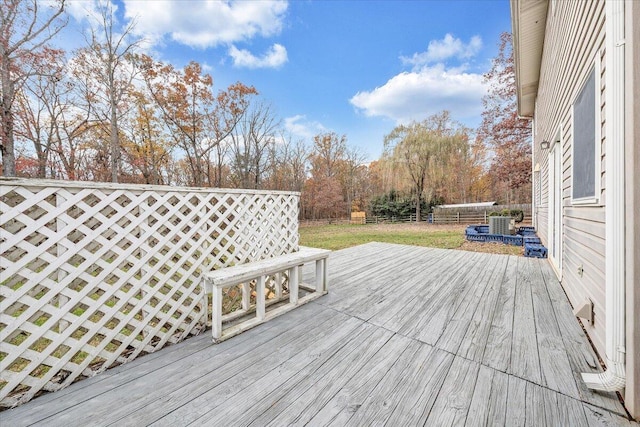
xmin=465 ymin=365 xmax=509 ymax=427
xmin=1 ymin=242 xmax=633 ymax=426
xmin=482 ymin=255 xmax=518 ymax=372
xmin=509 ymin=256 xmax=543 ymax=384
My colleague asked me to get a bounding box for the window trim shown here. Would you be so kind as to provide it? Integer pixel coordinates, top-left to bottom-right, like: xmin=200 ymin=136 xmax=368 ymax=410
xmin=571 ymin=55 xmax=601 ymax=205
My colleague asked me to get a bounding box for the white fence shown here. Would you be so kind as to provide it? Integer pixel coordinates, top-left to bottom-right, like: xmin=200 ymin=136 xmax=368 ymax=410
xmin=432 ymin=204 xmax=532 ymax=224
xmin=0 ymin=178 xmax=299 ymax=407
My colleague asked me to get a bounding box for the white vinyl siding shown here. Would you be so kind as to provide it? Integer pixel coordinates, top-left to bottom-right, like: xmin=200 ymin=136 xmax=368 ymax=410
xmin=532 ymin=0 xmax=607 ymax=356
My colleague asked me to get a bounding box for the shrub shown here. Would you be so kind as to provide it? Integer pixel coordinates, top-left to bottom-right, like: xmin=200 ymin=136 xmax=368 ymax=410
xmin=488 ymin=209 xmax=524 ymax=223
xmin=510 ymin=209 xmax=524 ymax=223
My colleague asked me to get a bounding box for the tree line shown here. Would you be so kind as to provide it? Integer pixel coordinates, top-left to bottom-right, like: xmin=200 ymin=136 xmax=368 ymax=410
xmin=1 ymin=1 xmax=531 ymax=220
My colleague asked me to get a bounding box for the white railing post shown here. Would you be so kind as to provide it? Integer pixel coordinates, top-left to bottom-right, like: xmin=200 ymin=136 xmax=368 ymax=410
xmin=256 ymin=275 xmax=265 ymax=320
xmin=289 ymin=266 xmax=299 ymax=305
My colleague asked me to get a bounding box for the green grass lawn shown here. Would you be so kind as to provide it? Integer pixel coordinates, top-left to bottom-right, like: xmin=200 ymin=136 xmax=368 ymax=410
xmin=299 ymin=223 xmax=465 ymax=251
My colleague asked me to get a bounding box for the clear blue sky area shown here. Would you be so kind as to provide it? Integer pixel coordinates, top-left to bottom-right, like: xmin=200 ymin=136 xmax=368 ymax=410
xmin=63 ymin=0 xmax=512 ymax=160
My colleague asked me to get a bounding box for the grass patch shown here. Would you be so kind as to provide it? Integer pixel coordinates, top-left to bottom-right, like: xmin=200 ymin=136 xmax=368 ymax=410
xmin=299 ymin=223 xmax=465 ymax=251
xmin=299 ymin=223 xmax=525 ymax=256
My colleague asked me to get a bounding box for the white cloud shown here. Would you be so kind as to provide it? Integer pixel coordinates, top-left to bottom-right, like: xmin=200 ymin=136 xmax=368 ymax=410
xmin=65 ymin=0 xmax=115 ymax=24
xmin=229 ymin=44 xmax=288 ymax=69
xmin=401 ymin=34 xmax=482 ymax=69
xmin=350 ymin=64 xmax=486 ymax=124
xmin=123 ymin=0 xmax=288 ymax=49
xmin=284 ymin=115 xmax=327 ymax=139
xmin=352 ymin=33 xmax=486 ymax=125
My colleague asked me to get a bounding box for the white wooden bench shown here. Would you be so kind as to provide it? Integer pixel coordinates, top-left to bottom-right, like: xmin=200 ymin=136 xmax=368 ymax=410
xmin=202 ymin=247 xmax=331 ymax=342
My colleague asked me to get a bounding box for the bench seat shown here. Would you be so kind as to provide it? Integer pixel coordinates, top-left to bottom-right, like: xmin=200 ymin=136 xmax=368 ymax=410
xmin=202 ymin=247 xmax=331 ymax=342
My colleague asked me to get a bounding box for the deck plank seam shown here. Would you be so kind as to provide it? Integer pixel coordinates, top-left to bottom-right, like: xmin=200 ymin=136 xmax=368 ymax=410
xmin=376 ymin=315 xmax=633 ymax=425
xmin=478 ymin=359 xmax=632 ymax=421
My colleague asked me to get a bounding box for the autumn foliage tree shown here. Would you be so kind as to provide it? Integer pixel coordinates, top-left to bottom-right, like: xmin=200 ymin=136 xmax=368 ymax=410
xmin=303 ymin=132 xmax=347 ymax=219
xmin=478 ymin=32 xmax=532 ymax=203
xmin=5 ymin=5 xmax=529 ymax=223
xmin=138 ymin=57 xmax=215 ymax=186
xmin=120 ymin=90 xmax=171 ymax=184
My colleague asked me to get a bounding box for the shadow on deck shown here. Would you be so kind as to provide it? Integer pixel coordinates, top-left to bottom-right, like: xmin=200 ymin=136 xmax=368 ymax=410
xmin=1 ymin=243 xmax=634 ymax=426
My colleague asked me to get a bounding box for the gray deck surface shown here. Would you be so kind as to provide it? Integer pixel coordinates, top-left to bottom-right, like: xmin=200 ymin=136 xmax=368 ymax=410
xmin=2 ymin=242 xmax=636 ymax=426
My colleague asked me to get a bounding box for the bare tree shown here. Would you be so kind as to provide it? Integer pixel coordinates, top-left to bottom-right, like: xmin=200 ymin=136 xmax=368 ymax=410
xmin=13 ymin=47 xmax=67 ymax=177
xmin=229 ymin=102 xmax=279 ymax=189
xmin=1 ymin=0 xmax=67 ymax=176
xmin=264 ymin=131 xmax=308 ymax=191
xmin=341 ymin=146 xmax=368 ymax=215
xmin=76 ymin=2 xmax=141 ymax=182
xmin=206 ymin=82 xmax=258 ymax=187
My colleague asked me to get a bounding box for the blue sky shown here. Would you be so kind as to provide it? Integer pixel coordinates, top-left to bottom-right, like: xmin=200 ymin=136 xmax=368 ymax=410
xmin=63 ymin=0 xmax=512 ymax=161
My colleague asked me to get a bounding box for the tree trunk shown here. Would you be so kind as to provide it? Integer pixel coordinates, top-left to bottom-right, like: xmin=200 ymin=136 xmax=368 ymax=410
xmin=109 ymin=79 xmax=119 ymax=182
xmin=1 ymin=110 xmax=16 ymax=176
xmin=1 ymin=60 xmax=16 ymax=176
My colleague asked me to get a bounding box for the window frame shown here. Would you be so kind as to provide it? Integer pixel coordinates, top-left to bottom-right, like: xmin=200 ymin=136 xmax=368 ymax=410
xmin=571 ymin=56 xmax=601 ymax=205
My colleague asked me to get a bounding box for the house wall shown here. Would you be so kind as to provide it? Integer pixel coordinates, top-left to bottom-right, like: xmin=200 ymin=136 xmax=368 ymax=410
xmin=625 ymin=0 xmax=640 ymax=418
xmin=533 ymin=0 xmax=608 ymax=355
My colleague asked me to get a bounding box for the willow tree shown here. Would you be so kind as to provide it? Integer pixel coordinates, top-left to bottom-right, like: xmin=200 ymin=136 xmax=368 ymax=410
xmin=384 ymin=111 xmax=469 ymax=221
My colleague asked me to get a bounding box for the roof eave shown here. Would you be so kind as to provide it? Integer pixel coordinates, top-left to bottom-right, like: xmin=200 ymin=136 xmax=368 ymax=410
xmin=510 ymin=0 xmax=549 ymax=117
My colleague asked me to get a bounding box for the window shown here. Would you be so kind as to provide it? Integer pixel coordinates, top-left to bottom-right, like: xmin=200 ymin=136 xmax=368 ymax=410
xmin=572 ymin=63 xmax=600 ymax=204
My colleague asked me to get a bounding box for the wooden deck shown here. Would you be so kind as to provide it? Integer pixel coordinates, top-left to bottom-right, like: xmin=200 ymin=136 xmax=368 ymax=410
xmin=1 ymin=242 xmax=635 ymax=426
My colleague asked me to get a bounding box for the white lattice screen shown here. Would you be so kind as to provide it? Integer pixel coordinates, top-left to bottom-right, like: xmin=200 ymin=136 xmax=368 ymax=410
xmin=0 ymin=178 xmax=299 ymax=407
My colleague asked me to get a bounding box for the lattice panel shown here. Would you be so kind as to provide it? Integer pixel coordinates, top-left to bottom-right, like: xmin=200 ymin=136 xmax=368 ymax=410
xmin=0 ymin=179 xmax=299 ymax=407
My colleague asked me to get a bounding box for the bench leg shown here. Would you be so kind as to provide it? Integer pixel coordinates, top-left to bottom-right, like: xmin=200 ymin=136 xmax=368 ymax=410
xmin=212 ymin=286 xmax=223 ymax=341
xmin=289 ymin=266 xmax=299 ymax=305
xmin=275 ymin=272 xmax=282 ymax=299
xmin=256 ymin=275 xmax=265 ymax=320
xmin=315 ymin=258 xmax=327 ymax=292
xmin=242 ymin=282 xmax=251 ymax=311
xmin=202 ymin=278 xmax=209 ymax=330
